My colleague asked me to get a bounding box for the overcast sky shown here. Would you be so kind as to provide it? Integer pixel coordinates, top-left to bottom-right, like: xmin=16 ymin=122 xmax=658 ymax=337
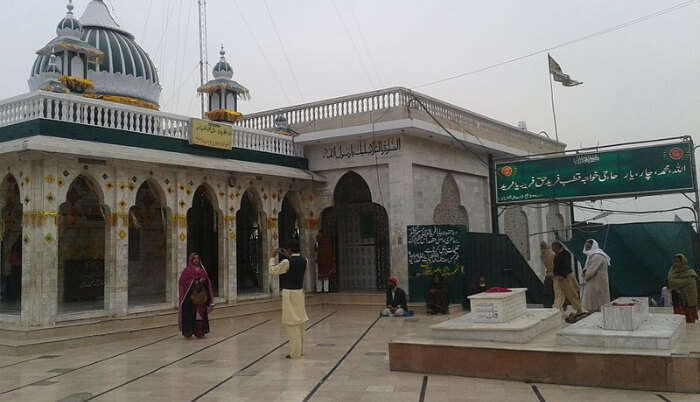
xmin=1 ymin=0 xmax=699 ymax=225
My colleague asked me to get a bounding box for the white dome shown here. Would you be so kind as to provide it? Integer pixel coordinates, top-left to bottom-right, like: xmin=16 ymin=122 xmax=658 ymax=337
xmin=212 ymin=47 xmax=234 ymax=80
xmin=29 ymin=0 xmax=161 ymax=106
xmin=56 ymin=1 xmax=82 ymax=39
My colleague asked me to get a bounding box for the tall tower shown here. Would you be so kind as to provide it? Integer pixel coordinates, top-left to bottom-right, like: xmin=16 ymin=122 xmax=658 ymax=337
xmin=198 ymin=0 xmax=209 ymax=118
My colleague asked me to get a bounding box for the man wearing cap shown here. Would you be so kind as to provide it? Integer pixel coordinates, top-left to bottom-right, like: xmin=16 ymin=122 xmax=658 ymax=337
xmin=382 ymin=277 xmax=407 ymax=316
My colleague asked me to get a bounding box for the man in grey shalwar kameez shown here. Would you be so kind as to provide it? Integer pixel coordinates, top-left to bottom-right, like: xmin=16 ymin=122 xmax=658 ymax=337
xmin=581 ymin=239 xmax=611 ymax=312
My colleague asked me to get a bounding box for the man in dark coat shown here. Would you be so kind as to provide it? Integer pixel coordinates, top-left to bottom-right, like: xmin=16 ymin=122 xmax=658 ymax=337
xmin=551 ymin=241 xmax=583 ymax=314
xmin=382 ymin=277 xmax=407 ymax=316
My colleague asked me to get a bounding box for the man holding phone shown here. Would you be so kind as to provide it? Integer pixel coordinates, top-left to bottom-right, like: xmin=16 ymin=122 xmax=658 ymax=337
xmin=269 ymin=240 xmax=308 ymax=359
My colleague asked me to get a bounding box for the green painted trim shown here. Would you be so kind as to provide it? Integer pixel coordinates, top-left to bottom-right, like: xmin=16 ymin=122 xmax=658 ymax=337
xmin=0 ymin=119 xmax=309 ymax=170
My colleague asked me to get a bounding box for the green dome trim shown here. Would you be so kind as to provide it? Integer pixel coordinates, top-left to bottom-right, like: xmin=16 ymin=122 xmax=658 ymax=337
xmin=81 ymin=27 xmax=158 ymax=84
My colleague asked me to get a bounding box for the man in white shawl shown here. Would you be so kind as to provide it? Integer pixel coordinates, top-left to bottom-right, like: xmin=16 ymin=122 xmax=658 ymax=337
xmin=581 ymin=239 xmax=611 ymax=312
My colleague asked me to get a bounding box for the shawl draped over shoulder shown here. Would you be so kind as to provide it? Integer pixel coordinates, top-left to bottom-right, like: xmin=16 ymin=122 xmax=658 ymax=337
xmin=178 ymin=253 xmax=215 ymax=331
xmin=668 ymin=254 xmax=698 ymax=309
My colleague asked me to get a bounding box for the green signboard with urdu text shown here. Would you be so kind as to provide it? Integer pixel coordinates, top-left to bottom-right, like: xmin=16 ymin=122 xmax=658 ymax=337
xmin=495 ymin=141 xmax=695 ymax=205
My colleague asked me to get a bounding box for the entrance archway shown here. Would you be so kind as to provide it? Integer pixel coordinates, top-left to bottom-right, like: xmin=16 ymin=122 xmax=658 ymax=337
xmin=236 ymin=190 xmax=264 ymax=294
xmin=58 ymin=175 xmax=107 ymax=313
xmin=187 ymin=185 xmax=220 ymax=296
xmin=128 ymin=180 xmax=168 ymax=306
xmin=322 ymin=172 xmax=390 ymax=291
xmin=278 ymin=193 xmax=300 ymax=251
xmin=0 ymin=175 xmax=22 ymax=314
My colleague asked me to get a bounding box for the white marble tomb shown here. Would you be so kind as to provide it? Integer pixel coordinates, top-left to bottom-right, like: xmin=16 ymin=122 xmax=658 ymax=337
xmin=602 ymin=297 xmax=649 ymax=331
xmin=557 ymin=297 xmax=685 ymax=350
xmin=431 ymin=288 xmax=561 ymax=343
xmin=469 ymin=288 xmax=528 ymax=323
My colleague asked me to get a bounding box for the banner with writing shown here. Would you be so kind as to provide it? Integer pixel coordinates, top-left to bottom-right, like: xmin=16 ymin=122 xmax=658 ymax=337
xmin=495 ymin=141 xmax=695 ymax=204
xmin=407 ymin=225 xmax=465 ymax=304
xmin=189 ymin=118 xmax=233 ymax=150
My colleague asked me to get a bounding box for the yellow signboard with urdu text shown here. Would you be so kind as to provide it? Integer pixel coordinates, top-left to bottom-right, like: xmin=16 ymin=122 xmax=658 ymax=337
xmin=189 ymin=118 xmax=233 ymax=150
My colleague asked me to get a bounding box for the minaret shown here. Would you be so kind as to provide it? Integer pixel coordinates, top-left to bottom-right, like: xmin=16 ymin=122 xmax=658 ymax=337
xmin=33 ymin=0 xmax=103 ymax=92
xmin=197 ymin=45 xmax=250 ymax=123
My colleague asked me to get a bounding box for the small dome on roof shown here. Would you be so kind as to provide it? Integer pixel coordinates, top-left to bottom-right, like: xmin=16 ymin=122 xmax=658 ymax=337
xmin=212 ymin=46 xmax=234 ymax=79
xmin=57 ymin=1 xmax=82 ymax=39
xmin=29 ymin=0 xmax=161 ymax=107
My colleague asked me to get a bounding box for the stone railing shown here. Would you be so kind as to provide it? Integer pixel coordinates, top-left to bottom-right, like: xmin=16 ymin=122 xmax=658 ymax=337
xmin=239 ymin=87 xmax=412 ymax=131
xmin=0 ymin=91 xmax=302 ymax=157
xmin=239 ymin=86 xmax=560 ymax=146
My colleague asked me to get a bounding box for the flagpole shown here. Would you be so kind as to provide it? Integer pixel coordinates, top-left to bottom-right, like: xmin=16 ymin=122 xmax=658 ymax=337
xmin=548 ymin=70 xmax=559 ymax=143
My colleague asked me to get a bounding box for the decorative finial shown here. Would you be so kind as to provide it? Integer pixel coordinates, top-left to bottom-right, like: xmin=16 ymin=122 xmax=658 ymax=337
xmin=67 ymin=0 xmax=74 ymax=14
xmin=219 ymin=45 xmax=227 ymax=62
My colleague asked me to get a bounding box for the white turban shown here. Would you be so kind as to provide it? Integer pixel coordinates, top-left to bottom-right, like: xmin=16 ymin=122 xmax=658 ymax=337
xmin=582 ymin=239 xmax=611 ymax=267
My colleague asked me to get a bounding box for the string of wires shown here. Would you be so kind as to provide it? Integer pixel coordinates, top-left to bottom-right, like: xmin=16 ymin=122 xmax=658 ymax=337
xmin=412 ymin=0 xmax=700 ymax=89
xmin=409 ymin=93 xmax=697 ymax=220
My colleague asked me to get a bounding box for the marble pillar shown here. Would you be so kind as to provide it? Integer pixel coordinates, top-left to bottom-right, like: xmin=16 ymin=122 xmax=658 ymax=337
xmin=388 ymin=158 xmax=413 ymax=293
xmin=107 ymin=169 xmax=129 ymax=316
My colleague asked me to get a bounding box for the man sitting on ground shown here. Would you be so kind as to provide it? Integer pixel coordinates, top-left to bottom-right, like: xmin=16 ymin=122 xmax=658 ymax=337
xmin=382 ymin=277 xmax=407 ymax=316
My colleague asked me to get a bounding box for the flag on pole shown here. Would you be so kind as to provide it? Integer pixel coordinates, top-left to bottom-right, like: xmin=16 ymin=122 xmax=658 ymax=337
xmin=548 ymin=54 xmax=582 ymax=87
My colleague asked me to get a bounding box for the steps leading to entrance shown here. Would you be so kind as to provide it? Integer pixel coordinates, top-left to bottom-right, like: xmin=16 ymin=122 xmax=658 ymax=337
xmin=0 ymin=292 xmax=393 ymax=355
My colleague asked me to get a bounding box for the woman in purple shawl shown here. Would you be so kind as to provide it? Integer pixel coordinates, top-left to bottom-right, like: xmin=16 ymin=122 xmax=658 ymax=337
xmin=178 ymin=253 xmax=215 ymax=338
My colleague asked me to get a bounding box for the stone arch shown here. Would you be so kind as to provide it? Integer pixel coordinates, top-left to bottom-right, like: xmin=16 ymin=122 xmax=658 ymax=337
xmin=236 ymin=187 xmax=268 ymax=294
xmin=504 ymin=206 xmax=530 ymax=260
xmin=58 ymin=174 xmax=110 ymax=312
xmin=322 ymin=171 xmax=390 ymax=291
xmin=278 ymin=190 xmax=302 ymax=250
xmin=60 ymin=173 xmax=105 ymax=206
xmin=433 ymin=173 xmax=469 ymax=228
xmin=191 ymin=182 xmax=220 ymax=211
xmin=131 ymin=177 xmax=168 ymax=208
xmin=0 ymin=174 xmax=22 ymax=313
xmin=128 ymin=179 xmax=170 ymax=306
xmin=187 ymin=184 xmax=224 ymax=296
xmin=334 ymin=171 xmax=373 ymax=205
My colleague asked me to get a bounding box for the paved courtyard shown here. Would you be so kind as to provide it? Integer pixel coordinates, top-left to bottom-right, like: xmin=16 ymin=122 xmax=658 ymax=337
xmin=0 ymin=306 xmax=698 ymax=402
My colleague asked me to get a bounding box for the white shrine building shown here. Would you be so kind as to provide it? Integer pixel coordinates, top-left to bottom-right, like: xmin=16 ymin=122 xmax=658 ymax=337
xmin=0 ymin=0 xmax=569 ymax=330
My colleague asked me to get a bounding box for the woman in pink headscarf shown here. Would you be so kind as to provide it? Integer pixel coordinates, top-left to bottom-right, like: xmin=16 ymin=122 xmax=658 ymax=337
xmin=178 ymin=253 xmax=215 ymax=338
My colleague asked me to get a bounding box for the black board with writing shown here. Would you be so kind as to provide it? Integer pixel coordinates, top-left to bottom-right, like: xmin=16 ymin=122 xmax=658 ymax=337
xmin=407 ymin=225 xmax=465 ymax=304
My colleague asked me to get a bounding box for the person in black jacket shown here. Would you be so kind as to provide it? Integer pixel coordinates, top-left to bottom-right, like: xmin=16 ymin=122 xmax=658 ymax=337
xmin=551 ymin=241 xmax=583 ymax=314
xmin=269 ymin=239 xmax=309 ymax=359
xmin=382 ymin=277 xmax=407 ymax=316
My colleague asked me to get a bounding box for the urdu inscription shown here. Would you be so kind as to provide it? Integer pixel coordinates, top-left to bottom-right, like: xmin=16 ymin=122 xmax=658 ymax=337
xmin=322 ymin=137 xmax=401 ymax=160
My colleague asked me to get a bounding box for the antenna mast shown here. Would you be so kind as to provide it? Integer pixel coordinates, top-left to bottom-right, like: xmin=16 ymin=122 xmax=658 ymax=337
xmin=198 ymin=0 xmax=209 ymax=118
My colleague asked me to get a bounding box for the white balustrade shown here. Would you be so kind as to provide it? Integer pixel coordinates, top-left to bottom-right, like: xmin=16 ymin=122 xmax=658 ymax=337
xmin=238 ymin=87 xmax=412 ymax=131
xmin=0 ymin=91 xmax=302 ymax=157
xmin=238 ymin=86 xmax=547 ymax=144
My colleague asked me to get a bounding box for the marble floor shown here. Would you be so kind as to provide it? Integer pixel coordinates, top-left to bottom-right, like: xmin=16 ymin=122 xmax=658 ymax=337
xmin=0 ymin=306 xmax=698 ymax=402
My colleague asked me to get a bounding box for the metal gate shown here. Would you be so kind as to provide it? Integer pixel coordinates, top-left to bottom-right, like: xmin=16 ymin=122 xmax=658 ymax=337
xmin=463 ymin=232 xmax=544 ymax=304
xmin=322 ymin=203 xmax=389 ymax=291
